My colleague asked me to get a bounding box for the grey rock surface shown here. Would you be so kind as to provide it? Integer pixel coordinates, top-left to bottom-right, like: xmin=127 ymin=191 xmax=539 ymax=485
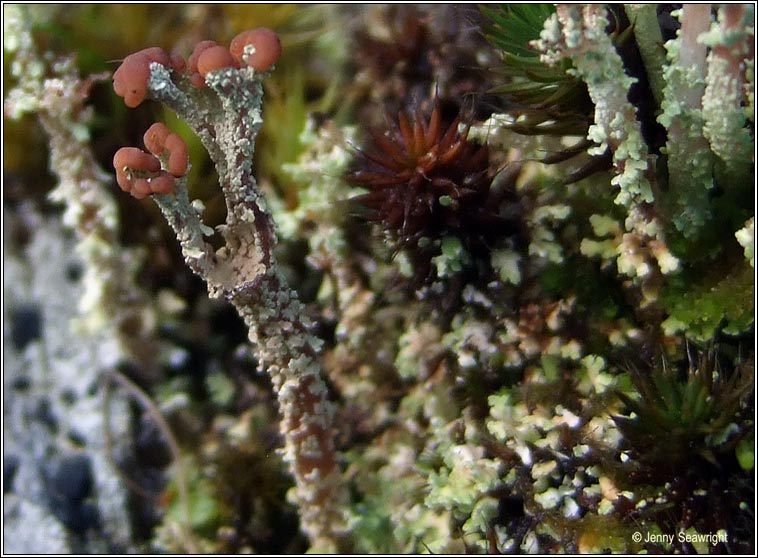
xmin=3 ymin=205 xmax=137 ymax=553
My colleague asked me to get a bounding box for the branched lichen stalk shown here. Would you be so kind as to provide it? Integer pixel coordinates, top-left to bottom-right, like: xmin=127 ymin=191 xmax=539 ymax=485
xmin=534 ymin=4 xmax=679 ymax=278
xmin=700 ymin=3 xmax=753 ymax=181
xmin=142 ymin=61 xmax=348 ymax=550
xmin=657 ymin=4 xmax=714 ymax=238
xmin=535 ymin=4 xmax=654 ymax=208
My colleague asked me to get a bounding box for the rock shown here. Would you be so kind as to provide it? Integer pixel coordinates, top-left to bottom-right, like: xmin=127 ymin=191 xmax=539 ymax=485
xmin=3 ymin=207 xmax=137 ymax=552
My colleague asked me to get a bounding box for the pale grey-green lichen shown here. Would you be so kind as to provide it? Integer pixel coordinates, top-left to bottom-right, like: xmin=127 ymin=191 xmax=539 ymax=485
xmin=529 ymin=203 xmax=571 ymax=264
xmin=529 ymin=4 xmax=683 ymax=283
xmin=138 ymin=57 xmax=349 ymax=551
xmin=700 ymin=4 xmax=753 ymax=181
xmin=490 ymin=248 xmax=522 ymax=285
xmin=534 ymin=4 xmax=653 ymax=207
xmin=735 ymin=217 xmax=755 ymax=267
xmin=581 ymin=210 xmax=679 ymax=283
xmin=657 ymin=4 xmax=715 ymax=238
xmin=394 ymin=321 xmax=444 ymax=381
xmin=433 ymin=236 xmax=470 ymax=278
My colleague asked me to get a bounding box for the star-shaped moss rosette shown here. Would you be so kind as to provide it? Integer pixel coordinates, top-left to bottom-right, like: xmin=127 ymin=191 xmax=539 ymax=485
xmin=346 ymin=101 xmax=520 ymax=279
xmin=614 ymin=347 xmax=753 ymax=473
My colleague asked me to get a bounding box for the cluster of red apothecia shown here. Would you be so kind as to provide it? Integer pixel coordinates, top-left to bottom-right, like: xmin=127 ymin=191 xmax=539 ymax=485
xmin=113 ymin=27 xmax=281 ymax=108
xmin=113 ymin=123 xmax=188 ymax=199
xmin=112 ymin=28 xmax=281 ymax=199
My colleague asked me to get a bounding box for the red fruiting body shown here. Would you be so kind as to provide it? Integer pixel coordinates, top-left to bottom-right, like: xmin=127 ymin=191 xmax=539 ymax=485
xmin=189 ymin=73 xmax=206 ymax=88
xmin=187 ymin=40 xmax=218 ymax=74
xmin=164 ymin=134 xmax=189 ymax=177
xmin=147 ymin=172 xmax=176 ymax=195
xmin=143 ymin=122 xmax=171 ymax=155
xmin=143 ymin=122 xmax=189 ymax=178
xmin=187 ymin=40 xmax=218 ymax=87
xmin=114 ymin=31 xmax=281 ymax=100
xmin=114 ymin=122 xmax=188 ymax=199
xmin=170 ymin=52 xmax=186 ymax=72
xmin=113 ymin=47 xmax=171 ymax=108
xmin=346 ymin=102 xmax=505 ymax=252
xmin=113 ymin=147 xmax=168 ymax=199
xmin=112 ymin=33 xmax=279 ymax=198
xmin=114 ymin=147 xmax=160 ymax=177
xmin=130 ymin=177 xmax=153 ymax=198
xmin=196 ymin=45 xmax=239 ymax=78
xmin=230 ymin=28 xmax=282 ymax=72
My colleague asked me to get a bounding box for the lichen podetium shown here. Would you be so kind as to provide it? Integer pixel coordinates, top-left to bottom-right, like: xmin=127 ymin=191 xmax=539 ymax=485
xmin=111 ymin=34 xmax=348 ymax=551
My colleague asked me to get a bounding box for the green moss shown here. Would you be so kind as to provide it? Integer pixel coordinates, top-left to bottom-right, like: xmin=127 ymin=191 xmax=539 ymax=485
xmin=661 ymin=260 xmax=754 ymax=340
xmin=615 ymin=348 xmax=754 ymax=470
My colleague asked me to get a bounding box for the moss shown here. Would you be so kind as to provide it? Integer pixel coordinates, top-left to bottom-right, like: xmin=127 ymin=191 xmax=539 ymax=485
xmin=661 ymin=260 xmax=754 ymax=340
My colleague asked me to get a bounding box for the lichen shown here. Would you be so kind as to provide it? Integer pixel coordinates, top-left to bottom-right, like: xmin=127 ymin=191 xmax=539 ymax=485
xmin=4 ymin=5 xmax=754 ymax=555
xmin=700 ymin=4 xmax=754 ymax=181
xmin=735 ymin=217 xmax=755 ymax=267
xmin=112 ymin=36 xmax=349 ymax=551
